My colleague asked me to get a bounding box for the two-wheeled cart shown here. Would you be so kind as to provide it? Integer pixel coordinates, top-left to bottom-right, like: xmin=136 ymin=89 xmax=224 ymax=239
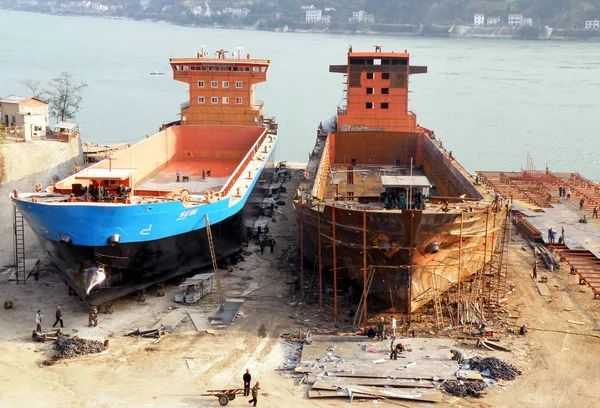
xmin=201 ymin=388 xmax=244 ymax=406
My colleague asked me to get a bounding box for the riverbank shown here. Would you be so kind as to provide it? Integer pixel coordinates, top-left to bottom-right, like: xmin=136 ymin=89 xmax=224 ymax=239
xmin=3 ymin=6 xmax=600 ymax=42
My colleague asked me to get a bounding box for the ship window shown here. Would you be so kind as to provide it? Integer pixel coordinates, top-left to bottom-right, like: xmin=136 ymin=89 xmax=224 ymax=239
xmin=382 ymin=73 xmax=390 ymax=79
xmin=198 ymin=80 xmax=205 ymax=88
xmin=252 ymin=66 xmax=260 ymax=72
xmin=182 ymin=65 xmax=188 ymax=71
xmin=366 ymin=102 xmax=374 ymax=109
xmin=381 ymin=103 xmax=389 ymax=109
xmin=222 ymin=81 xmax=229 ymax=88
xmin=366 ymin=72 xmax=374 ymax=79
xmin=366 ymin=87 xmax=374 ymax=95
xmin=236 ymin=97 xmax=243 ymax=104
xmin=222 ymin=97 xmax=229 ymax=104
xmin=374 ymin=58 xmax=381 ymax=65
xmin=201 ymin=67 xmax=207 ymax=71
xmin=381 ymin=88 xmax=389 ymax=94
xmin=211 ymin=97 xmax=218 ymax=104
xmin=351 ymin=158 xmax=357 ymax=166
xmin=261 ymin=67 xmax=266 ymax=72
xmin=235 ymin=81 xmax=243 ymax=88
xmin=211 ymin=81 xmax=218 ymax=88
xmin=198 ymin=96 xmax=205 ymax=104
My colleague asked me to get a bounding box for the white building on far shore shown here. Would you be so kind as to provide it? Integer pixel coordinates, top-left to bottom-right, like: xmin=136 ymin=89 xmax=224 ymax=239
xmin=486 ymin=16 xmax=501 ymax=25
xmin=474 ymin=13 xmax=485 ymax=26
xmin=585 ymin=19 xmax=600 ymax=29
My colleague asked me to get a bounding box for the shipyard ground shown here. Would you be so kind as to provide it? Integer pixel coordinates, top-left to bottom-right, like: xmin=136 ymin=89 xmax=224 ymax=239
xmin=2 ymin=189 xmax=600 ymax=407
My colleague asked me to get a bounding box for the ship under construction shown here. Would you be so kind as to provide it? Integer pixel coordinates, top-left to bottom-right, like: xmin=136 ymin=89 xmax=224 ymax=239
xmin=294 ymin=46 xmax=509 ymax=323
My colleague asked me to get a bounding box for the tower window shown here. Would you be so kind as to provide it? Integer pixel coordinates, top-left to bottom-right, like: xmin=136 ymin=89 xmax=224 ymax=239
xmin=366 ymin=87 xmax=374 ymax=95
xmin=381 ymin=103 xmax=389 ymax=109
xmin=222 ymin=81 xmax=229 ymax=88
xmin=211 ymin=97 xmax=218 ymax=104
xmin=211 ymin=81 xmax=218 ymax=88
xmin=198 ymin=96 xmax=205 ymax=104
xmin=198 ymin=80 xmax=205 ymax=88
xmin=366 ymin=72 xmax=374 ymax=79
xmin=382 ymin=73 xmax=390 ymax=80
xmin=381 ymin=88 xmax=389 ymax=95
xmin=366 ymin=102 xmax=374 ymax=109
xmin=222 ymin=97 xmax=229 ymax=104
xmin=235 ymin=97 xmax=243 ymax=104
xmin=235 ymin=81 xmax=243 ymax=88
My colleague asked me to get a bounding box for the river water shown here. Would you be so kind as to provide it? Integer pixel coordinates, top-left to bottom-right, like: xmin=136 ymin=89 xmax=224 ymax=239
xmin=2 ymin=10 xmax=600 ymax=180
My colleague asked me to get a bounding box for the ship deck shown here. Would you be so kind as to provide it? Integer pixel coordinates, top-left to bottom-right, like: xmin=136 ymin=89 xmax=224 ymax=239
xmin=137 ymin=160 xmax=238 ymax=195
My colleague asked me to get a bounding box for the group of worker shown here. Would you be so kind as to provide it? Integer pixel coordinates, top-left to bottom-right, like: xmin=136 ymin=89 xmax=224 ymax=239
xmin=175 ymin=168 xmax=211 ymax=182
xmin=35 ymin=305 xmax=100 ymax=333
xmin=242 ymin=369 xmax=261 ymax=406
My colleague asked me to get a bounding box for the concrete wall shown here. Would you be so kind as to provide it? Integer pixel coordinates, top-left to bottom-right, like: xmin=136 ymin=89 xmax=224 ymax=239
xmin=0 ymin=136 xmax=84 ymax=266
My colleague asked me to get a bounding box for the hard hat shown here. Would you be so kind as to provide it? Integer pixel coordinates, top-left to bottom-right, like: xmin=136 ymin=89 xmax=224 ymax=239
xmin=380 ymin=317 xmax=384 ymax=321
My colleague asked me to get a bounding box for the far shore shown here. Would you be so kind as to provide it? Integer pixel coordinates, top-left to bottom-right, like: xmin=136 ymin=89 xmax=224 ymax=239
xmin=3 ymin=7 xmax=600 ymax=42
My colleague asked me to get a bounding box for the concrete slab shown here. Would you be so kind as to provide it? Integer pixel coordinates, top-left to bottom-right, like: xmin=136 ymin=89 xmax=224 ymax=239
xmin=209 ymin=299 xmax=244 ymax=325
xmin=188 ymin=312 xmax=212 ymax=332
xmin=533 ymin=279 xmax=551 ymax=296
xmin=298 ymin=335 xmax=481 ymax=381
xmin=151 ymin=309 xmax=187 ymax=332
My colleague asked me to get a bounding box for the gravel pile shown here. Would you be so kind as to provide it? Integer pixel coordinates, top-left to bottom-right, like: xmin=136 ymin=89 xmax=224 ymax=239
xmin=469 ymin=356 xmax=522 ymax=380
xmin=443 ymin=380 xmax=487 ymax=397
xmin=53 ymin=332 xmax=106 ymax=359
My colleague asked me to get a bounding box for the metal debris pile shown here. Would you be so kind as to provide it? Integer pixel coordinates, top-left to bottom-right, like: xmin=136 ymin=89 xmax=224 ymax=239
xmin=53 ymin=332 xmax=106 ymax=359
xmin=468 ymin=356 xmax=522 ymax=380
xmin=443 ymin=380 xmax=487 ymax=398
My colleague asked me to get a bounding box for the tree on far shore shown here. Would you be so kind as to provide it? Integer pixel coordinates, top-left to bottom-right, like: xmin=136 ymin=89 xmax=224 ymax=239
xmin=46 ymin=72 xmax=88 ymax=122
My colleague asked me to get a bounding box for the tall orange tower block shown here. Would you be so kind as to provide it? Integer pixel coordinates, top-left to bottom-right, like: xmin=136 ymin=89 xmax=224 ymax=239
xmin=170 ymin=47 xmax=270 ymax=127
xmin=329 ymin=46 xmax=427 ymax=133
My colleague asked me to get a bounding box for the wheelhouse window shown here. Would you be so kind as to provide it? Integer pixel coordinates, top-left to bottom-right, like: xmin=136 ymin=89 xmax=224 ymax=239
xmin=222 ymin=81 xmax=229 ymax=88
xmin=198 ymin=80 xmax=205 ymax=88
xmin=211 ymin=97 xmax=218 ymax=104
xmin=198 ymin=96 xmax=205 ymax=104
xmin=235 ymin=97 xmax=243 ymax=104
xmin=211 ymin=81 xmax=218 ymax=88
xmin=222 ymin=97 xmax=229 ymax=104
xmin=235 ymin=81 xmax=243 ymax=88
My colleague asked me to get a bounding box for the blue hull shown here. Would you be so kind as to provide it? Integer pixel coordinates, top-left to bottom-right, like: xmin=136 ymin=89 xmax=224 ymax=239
xmin=12 ymin=140 xmax=278 ymax=305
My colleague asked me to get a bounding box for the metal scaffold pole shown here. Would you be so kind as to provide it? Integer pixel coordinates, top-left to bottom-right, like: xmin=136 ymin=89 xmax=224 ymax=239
xmin=300 ymin=203 xmax=304 ymax=301
xmin=362 ymin=207 xmax=368 ymax=328
xmin=317 ymin=203 xmax=323 ymax=310
xmin=456 ymin=211 xmax=464 ymax=328
xmin=332 ymin=201 xmax=337 ymax=324
xmin=205 ymin=214 xmax=224 ymax=304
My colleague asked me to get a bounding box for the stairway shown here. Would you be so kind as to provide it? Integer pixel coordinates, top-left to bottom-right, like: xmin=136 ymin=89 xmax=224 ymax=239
xmin=431 ymin=273 xmax=444 ymax=329
xmin=205 ymin=214 xmax=224 ymax=303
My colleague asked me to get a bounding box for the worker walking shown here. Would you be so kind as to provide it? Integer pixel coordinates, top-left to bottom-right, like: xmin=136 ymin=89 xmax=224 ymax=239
xmin=593 ymin=205 xmax=599 ymax=218
xmin=176 ymin=169 xmax=181 ymax=182
xmin=377 ymin=317 xmax=386 ymax=341
xmin=580 ymin=198 xmax=585 ymax=210
xmin=243 ymin=369 xmax=251 ymax=396
xmin=248 ymin=381 xmax=260 ymax=406
xmin=52 ymin=305 xmax=64 ymax=328
xmin=269 ymin=237 xmax=276 ymax=253
xmin=559 ymin=186 xmax=563 ymax=197
xmin=35 ymin=310 xmax=44 ymax=333
xmin=532 ymin=260 xmax=538 ymax=280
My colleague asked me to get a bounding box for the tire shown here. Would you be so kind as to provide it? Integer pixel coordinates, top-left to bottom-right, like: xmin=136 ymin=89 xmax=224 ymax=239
xmin=218 ymin=395 xmax=229 ymax=406
xmin=228 ymin=394 xmax=236 ymax=401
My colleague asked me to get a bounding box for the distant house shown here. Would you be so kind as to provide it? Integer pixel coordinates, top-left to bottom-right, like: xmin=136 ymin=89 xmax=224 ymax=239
xmin=486 ymin=16 xmax=501 ymax=25
xmin=221 ymin=7 xmax=250 ymax=18
xmin=301 ymin=5 xmax=315 ymax=10
xmin=585 ymin=19 xmax=600 ymax=29
xmin=351 ymin=10 xmax=375 ymax=23
xmin=522 ymin=18 xmax=533 ymax=27
xmin=508 ymin=14 xmax=524 ymax=26
xmin=324 ymin=7 xmax=336 ymax=12
xmin=0 ymin=95 xmax=49 ymax=141
xmin=305 ymin=9 xmax=322 ymax=23
xmin=474 ymin=13 xmax=485 ymax=26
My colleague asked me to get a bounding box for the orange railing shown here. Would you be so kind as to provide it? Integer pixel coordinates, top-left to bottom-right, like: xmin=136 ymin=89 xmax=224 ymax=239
xmin=219 ymin=128 xmax=270 ymax=197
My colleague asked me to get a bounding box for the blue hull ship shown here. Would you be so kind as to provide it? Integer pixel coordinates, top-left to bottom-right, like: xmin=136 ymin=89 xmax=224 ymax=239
xmin=11 ymin=49 xmax=280 ymax=305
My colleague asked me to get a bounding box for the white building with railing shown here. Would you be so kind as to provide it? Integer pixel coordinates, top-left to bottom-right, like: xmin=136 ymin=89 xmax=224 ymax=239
xmin=306 ymin=9 xmax=322 ymax=22
xmin=585 ymin=19 xmax=600 ymax=29
xmin=474 ymin=13 xmax=485 ymax=26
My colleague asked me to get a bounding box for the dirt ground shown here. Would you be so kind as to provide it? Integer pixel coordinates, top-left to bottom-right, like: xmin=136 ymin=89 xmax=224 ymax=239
xmin=1 ymin=174 xmax=600 ymax=407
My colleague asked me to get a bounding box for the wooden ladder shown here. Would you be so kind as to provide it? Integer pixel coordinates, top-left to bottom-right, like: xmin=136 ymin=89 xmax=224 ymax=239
xmin=353 ymin=267 xmax=376 ymax=328
xmin=205 ymin=214 xmax=224 ymax=303
xmin=13 ymin=205 xmax=27 ymax=284
xmin=431 ymin=273 xmax=444 ymax=329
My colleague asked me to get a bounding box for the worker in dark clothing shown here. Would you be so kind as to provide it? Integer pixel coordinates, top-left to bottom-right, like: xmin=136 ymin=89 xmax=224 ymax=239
xmin=259 ymin=241 xmax=266 ymax=255
xmin=269 ymin=238 xmax=276 ymax=253
xmin=532 ymin=261 xmax=538 ymax=280
xmin=519 ymin=325 xmax=528 ymax=335
xmin=207 ymin=168 xmax=211 ymax=177
xmin=366 ymin=326 xmax=376 ymax=340
xmin=594 ymin=205 xmax=599 ymax=218
xmin=580 ymin=198 xmax=585 ymax=210
xmin=246 ymin=227 xmax=252 ymax=243
xmin=248 ymin=381 xmax=260 ymax=406
xmin=52 ymin=305 xmax=64 ymax=328
xmin=243 ymin=369 xmax=251 ymax=396
xmin=559 ymin=186 xmax=563 ymax=197
xmin=176 ymin=169 xmax=181 ymax=182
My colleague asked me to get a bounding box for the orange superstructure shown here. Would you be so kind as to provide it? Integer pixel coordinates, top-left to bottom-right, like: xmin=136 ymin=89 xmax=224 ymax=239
xmin=170 ymin=48 xmax=270 ymax=127
xmin=329 ymin=46 xmax=427 ymax=133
